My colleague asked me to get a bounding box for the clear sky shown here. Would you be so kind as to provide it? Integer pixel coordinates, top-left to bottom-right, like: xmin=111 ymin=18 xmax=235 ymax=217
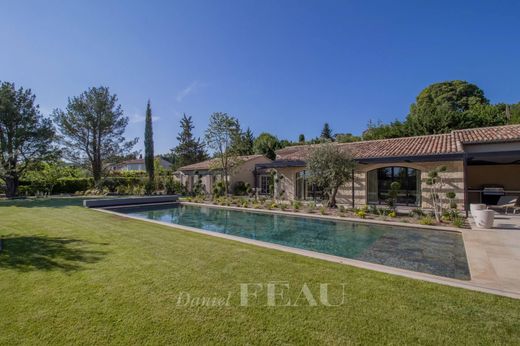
xmin=1 ymin=0 xmax=519 ymax=154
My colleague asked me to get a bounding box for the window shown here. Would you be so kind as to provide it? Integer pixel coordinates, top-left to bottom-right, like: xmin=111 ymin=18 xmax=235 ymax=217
xmin=367 ymin=167 xmax=421 ymax=206
xmin=295 ymin=170 xmax=323 ymax=201
xmin=259 ymin=175 xmax=271 ymax=195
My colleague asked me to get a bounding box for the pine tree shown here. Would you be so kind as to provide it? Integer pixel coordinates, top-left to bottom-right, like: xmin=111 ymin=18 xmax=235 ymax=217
xmin=321 ymin=123 xmax=333 ymax=141
xmin=173 ymin=113 xmax=207 ymax=168
xmin=144 ymin=100 xmax=155 ymax=182
xmin=231 ymin=127 xmax=255 ymax=155
xmin=298 ymin=134 xmax=305 ymax=143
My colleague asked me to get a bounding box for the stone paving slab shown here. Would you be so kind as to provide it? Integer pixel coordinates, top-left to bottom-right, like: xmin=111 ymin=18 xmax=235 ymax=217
xmin=465 ymin=215 xmax=520 ymax=295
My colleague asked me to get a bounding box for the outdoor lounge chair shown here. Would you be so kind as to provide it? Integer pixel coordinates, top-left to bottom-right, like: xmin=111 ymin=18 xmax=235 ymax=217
xmin=487 ymin=196 xmax=520 ymax=214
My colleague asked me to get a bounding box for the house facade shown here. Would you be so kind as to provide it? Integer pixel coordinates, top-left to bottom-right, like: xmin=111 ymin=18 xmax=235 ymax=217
xmin=257 ymin=124 xmax=520 ymax=211
xmin=109 ymin=157 xmax=172 ymax=172
xmin=177 ymin=155 xmax=272 ymax=194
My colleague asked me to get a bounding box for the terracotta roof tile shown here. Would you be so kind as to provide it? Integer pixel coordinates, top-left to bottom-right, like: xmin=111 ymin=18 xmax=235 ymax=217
xmin=276 ymin=124 xmax=520 ymax=161
xmin=178 ymin=155 xmax=266 ymax=171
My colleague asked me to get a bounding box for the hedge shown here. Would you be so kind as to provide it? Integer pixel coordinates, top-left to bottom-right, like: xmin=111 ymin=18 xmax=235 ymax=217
xmin=17 ymin=177 xmax=151 ymax=195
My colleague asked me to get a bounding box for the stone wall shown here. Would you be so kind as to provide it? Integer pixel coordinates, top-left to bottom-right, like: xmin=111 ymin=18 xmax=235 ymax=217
xmin=274 ymin=160 xmax=465 ymax=210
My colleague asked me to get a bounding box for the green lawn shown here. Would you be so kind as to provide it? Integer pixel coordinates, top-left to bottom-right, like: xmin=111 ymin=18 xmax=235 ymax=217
xmin=0 ymin=198 xmax=519 ymax=344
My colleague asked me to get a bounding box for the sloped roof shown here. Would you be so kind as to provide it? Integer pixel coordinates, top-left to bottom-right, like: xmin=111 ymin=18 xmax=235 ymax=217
xmin=178 ymin=154 xmax=266 ymax=171
xmin=276 ymin=124 xmax=520 ymax=161
xmin=120 ymin=157 xmax=171 ymax=165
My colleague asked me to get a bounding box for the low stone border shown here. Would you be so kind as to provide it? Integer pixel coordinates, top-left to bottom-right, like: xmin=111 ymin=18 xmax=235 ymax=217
xmin=92 ymin=206 xmax=520 ymax=299
xmin=83 ymin=195 xmax=179 ymax=208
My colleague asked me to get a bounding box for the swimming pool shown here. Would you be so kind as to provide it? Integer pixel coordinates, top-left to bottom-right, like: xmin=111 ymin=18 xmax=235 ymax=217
xmin=112 ymin=203 xmax=470 ymax=279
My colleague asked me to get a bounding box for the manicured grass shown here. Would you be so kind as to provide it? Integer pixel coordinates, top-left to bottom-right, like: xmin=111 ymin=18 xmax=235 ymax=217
xmin=0 ymin=198 xmax=519 ymax=344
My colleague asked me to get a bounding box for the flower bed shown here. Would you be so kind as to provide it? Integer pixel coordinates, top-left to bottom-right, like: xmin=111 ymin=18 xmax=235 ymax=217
xmin=181 ymin=196 xmax=468 ymax=229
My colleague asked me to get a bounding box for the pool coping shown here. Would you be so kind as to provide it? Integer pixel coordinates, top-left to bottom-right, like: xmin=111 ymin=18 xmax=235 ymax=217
xmin=92 ymin=205 xmax=519 ymax=300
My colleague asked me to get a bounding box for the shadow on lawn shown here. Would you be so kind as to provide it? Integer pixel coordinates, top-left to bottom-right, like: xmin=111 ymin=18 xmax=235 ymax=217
xmin=0 ymin=235 xmax=107 ymax=272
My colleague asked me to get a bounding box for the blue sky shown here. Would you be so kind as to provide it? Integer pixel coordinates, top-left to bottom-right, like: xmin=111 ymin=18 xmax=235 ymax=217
xmin=1 ymin=1 xmax=519 ymax=154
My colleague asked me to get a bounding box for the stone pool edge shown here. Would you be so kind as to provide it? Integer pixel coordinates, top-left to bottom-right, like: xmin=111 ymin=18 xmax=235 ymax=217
xmin=93 ymin=207 xmax=519 ymax=300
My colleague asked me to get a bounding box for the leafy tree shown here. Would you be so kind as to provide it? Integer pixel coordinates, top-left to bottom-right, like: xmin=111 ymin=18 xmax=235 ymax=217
xmin=23 ymin=161 xmax=79 ymax=195
xmin=144 ymin=100 xmax=154 ymax=182
xmin=306 ymin=143 xmax=356 ymax=208
xmin=406 ymin=80 xmax=491 ymax=135
xmin=362 ymin=119 xmax=409 ymax=140
xmin=507 ymin=102 xmax=520 ymax=123
xmin=53 ymin=87 xmax=137 ymax=183
xmin=204 ymin=112 xmax=240 ymax=194
xmin=320 ymin=122 xmax=333 ymax=141
xmin=0 ymin=82 xmax=57 ymax=197
xmin=253 ymin=132 xmax=280 ymax=160
xmin=335 ymin=133 xmax=362 ymax=143
xmin=298 ymin=134 xmax=305 ymax=143
xmin=362 ymin=81 xmax=520 ymax=140
xmin=231 ymin=126 xmax=255 ymax=155
xmin=173 ymin=113 xmax=207 ymax=168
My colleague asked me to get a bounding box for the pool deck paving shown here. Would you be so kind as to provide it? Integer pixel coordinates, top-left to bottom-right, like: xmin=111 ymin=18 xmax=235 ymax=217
xmin=464 ymin=214 xmax=520 ymax=297
xmin=95 ymin=203 xmax=520 ymax=299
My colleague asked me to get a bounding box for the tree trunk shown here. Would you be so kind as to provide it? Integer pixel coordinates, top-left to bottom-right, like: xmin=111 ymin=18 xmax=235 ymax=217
xmin=328 ymin=187 xmax=339 ymax=208
xmin=5 ymin=175 xmax=19 ymax=198
xmin=92 ymin=159 xmax=102 ymax=185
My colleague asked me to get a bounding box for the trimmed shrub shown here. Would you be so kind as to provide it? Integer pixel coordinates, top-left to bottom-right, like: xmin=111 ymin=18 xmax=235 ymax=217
xmin=232 ymin=181 xmax=252 ymax=196
xmin=55 ymin=178 xmax=94 ymax=194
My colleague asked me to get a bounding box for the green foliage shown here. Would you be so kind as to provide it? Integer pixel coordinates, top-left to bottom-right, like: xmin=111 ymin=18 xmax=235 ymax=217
xmin=319 ymin=206 xmax=327 ymax=215
xmin=205 ymin=112 xmax=240 ymax=194
xmin=163 ymin=175 xmax=184 ymax=195
xmin=419 ymin=215 xmax=435 ymax=225
xmin=452 ymin=217 xmax=465 ymax=228
xmin=362 ymin=119 xmax=408 ymax=140
xmin=335 ymin=133 xmax=362 ymax=143
xmin=253 ymin=132 xmax=281 ymax=160
xmin=0 ymin=81 xmax=58 ymax=197
xmin=386 ymin=181 xmax=401 ymax=208
xmin=320 ymin=123 xmax=333 ymax=140
xmin=410 ymin=208 xmax=426 ymax=218
xmin=212 ymin=180 xmax=226 ymax=198
xmin=144 ymin=100 xmax=155 ymax=182
xmin=172 ymin=113 xmax=207 ymax=169
xmin=144 ymin=180 xmax=155 ymax=195
xmin=18 ymin=177 xmax=94 ymax=195
xmin=307 ymin=143 xmax=356 ymax=207
xmin=231 ymin=126 xmax=255 ymax=155
xmin=232 ymin=181 xmax=252 ymax=196
xmin=407 ymin=81 xmax=489 ymax=135
xmin=53 ymin=86 xmax=138 ymax=182
xmin=306 ymin=201 xmax=316 ymax=213
xmin=298 ymin=134 xmax=305 ymax=143
xmin=356 ymin=210 xmax=366 ymax=218
xmin=362 ymin=81 xmax=520 ymax=140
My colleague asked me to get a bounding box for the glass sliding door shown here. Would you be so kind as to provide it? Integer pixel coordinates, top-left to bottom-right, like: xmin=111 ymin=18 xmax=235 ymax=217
xmin=295 ymin=170 xmax=323 ymax=201
xmin=366 ymin=167 xmax=421 ymax=206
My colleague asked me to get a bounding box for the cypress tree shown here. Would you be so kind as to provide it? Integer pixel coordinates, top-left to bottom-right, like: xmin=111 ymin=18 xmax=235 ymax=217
xmin=144 ymin=100 xmax=154 ymax=182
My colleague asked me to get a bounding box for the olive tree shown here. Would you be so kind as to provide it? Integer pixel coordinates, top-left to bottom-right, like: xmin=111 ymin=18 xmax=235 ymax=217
xmin=204 ymin=112 xmax=240 ymax=194
xmin=306 ymin=143 xmax=356 ymax=207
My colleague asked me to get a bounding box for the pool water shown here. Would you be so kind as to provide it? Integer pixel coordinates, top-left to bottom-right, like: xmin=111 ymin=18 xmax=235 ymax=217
xmin=113 ymin=203 xmax=470 ymax=279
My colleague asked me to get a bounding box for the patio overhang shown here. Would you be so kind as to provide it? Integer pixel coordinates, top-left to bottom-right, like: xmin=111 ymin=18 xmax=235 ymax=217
xmin=255 ymin=160 xmax=307 ymax=170
xmin=356 ymin=153 xmax=464 ymax=164
xmin=464 ymin=145 xmax=520 ymax=213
